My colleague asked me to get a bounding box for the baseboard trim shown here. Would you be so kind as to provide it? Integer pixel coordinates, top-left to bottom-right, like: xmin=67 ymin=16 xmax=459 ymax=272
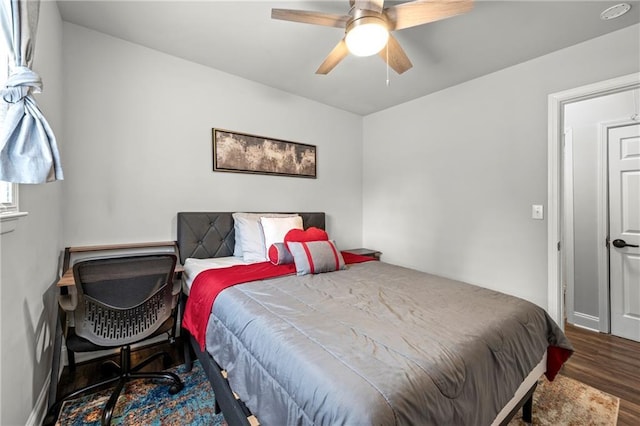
xmin=570 ymin=312 xmax=600 ymax=332
xmin=26 ymin=376 xmax=50 ymax=426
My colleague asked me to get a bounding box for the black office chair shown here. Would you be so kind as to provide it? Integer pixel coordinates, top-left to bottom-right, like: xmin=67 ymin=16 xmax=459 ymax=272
xmin=47 ymin=254 xmax=184 ymax=426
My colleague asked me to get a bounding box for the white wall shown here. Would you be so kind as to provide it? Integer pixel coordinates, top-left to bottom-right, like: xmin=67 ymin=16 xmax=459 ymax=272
xmin=362 ymin=24 xmax=640 ymax=309
xmin=0 ymin=2 xmax=65 ymax=424
xmin=564 ymin=90 xmax=638 ymax=328
xmin=62 ymin=23 xmax=363 ymax=249
xmin=2 ymin=9 xmax=637 ymax=423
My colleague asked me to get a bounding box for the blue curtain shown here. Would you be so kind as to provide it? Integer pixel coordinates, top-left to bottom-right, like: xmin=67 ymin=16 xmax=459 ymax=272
xmin=0 ymin=0 xmax=63 ymax=183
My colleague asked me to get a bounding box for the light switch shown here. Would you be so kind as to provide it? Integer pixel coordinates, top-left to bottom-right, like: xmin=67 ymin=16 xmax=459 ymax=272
xmin=532 ymin=204 xmax=544 ymax=220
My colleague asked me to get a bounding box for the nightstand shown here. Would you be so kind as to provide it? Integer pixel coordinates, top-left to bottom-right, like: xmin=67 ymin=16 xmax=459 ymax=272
xmin=343 ymin=248 xmax=382 ymax=260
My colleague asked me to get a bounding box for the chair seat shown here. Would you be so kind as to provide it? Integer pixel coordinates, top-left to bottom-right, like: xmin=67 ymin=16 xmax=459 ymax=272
xmin=65 ymin=317 xmax=175 ymax=353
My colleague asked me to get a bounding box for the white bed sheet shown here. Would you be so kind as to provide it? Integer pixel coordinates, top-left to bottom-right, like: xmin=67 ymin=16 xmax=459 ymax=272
xmin=182 ymin=256 xmax=253 ymax=294
xmin=491 ymin=352 xmax=547 ymax=425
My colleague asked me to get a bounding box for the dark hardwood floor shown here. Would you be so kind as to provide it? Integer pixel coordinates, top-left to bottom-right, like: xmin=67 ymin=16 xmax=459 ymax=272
xmin=561 ymin=323 xmax=640 ymax=425
xmin=54 ymin=326 xmax=639 ymax=425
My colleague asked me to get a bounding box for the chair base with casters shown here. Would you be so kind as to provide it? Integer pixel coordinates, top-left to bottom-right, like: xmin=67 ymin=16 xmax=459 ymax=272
xmin=102 ymin=344 xmax=183 ymax=422
xmin=45 ymin=342 xmax=184 ymax=426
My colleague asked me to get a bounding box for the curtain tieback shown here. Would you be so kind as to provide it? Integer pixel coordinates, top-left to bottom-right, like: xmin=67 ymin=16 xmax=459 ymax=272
xmin=1 ymin=66 xmax=43 ymax=104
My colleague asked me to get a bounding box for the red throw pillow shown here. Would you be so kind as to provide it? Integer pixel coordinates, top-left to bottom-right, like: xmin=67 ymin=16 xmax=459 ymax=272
xmin=284 ymin=227 xmax=328 ymax=250
xmin=268 ymin=242 xmax=294 ymax=265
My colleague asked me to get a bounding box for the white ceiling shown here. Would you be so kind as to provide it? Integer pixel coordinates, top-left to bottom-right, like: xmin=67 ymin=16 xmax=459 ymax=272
xmin=56 ymin=1 xmax=640 ymax=115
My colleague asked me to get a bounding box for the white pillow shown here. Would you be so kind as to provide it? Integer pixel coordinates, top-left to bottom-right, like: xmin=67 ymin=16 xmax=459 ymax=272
xmin=232 ymin=213 xmax=299 ymax=262
xmin=260 ymin=216 xmax=303 ymax=255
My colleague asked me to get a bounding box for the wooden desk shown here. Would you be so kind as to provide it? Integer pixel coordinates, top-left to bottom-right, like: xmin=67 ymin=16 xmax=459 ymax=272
xmin=57 ymin=241 xmax=183 ymax=287
xmin=57 ymin=269 xmax=76 ymax=287
xmin=57 ymin=264 xmax=184 ymax=287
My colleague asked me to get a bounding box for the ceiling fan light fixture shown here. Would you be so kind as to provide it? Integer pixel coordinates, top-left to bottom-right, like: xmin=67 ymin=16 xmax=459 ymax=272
xmin=345 ymin=16 xmax=389 ymax=57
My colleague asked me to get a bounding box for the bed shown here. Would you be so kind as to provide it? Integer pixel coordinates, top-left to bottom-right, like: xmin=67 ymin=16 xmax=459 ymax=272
xmin=176 ymin=212 xmax=572 ymax=426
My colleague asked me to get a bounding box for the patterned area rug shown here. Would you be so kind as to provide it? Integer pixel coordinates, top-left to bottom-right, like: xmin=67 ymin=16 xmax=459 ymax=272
xmin=57 ymin=364 xmax=618 ymax=426
xmin=56 ymin=361 xmax=226 ymax=426
xmin=508 ymin=374 xmax=619 ymax=425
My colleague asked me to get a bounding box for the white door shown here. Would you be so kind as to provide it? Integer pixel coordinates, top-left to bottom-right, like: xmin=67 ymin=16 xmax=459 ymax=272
xmin=609 ymin=122 xmax=640 ymax=342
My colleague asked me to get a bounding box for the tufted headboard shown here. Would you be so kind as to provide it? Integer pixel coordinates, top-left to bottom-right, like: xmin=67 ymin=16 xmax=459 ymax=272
xmin=176 ymin=212 xmax=326 ymax=265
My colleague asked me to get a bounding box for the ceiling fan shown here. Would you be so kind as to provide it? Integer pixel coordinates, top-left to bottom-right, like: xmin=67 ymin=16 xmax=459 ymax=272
xmin=272 ymin=0 xmax=474 ymax=75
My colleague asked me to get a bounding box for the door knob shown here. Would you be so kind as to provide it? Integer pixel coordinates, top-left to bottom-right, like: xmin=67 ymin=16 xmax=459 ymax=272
xmin=612 ymin=239 xmax=639 ymax=248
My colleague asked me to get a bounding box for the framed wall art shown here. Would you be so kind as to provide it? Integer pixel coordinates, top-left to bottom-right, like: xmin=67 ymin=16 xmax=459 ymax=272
xmin=212 ymin=128 xmax=316 ymax=178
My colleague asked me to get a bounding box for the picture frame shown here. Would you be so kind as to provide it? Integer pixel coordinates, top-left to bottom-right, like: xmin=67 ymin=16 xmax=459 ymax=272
xmin=212 ymin=128 xmax=317 ymax=178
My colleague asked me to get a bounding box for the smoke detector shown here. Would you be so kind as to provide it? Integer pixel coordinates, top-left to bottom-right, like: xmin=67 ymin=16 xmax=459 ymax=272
xmin=600 ymin=3 xmax=631 ymax=20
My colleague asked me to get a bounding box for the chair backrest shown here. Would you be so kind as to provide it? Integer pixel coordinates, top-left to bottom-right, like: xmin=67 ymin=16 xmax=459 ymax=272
xmin=72 ymin=254 xmax=178 ymax=346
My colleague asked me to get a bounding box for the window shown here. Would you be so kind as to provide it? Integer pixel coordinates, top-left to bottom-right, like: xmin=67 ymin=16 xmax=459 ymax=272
xmin=1 ymin=38 xmax=20 ymax=218
xmin=0 ymin=181 xmax=17 ymax=214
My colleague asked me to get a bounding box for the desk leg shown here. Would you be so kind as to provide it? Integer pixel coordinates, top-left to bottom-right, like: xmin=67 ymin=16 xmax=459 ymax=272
xmin=47 ymin=306 xmax=64 ymax=410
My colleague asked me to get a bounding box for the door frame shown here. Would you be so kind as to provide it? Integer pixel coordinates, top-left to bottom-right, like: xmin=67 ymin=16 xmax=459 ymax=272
xmin=562 ymin=127 xmax=576 ymax=327
xmin=547 ymin=72 xmax=640 ymax=328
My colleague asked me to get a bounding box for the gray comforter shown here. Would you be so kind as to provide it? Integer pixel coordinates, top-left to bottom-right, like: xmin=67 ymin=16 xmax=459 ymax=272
xmin=204 ymin=261 xmax=571 ymax=426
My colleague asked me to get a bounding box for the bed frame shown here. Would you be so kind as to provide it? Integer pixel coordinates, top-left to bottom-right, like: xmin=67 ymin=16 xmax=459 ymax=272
xmin=176 ymin=211 xmax=536 ymax=426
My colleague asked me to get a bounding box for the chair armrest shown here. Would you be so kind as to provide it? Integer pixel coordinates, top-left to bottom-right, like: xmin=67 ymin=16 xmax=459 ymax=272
xmin=170 ymin=275 xmax=182 ymax=311
xmin=172 ymin=276 xmax=181 ymax=296
xmin=58 ymin=285 xmax=77 ymax=312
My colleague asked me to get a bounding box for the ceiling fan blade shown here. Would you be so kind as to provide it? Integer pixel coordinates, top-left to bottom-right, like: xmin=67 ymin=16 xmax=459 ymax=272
xmin=384 ymin=0 xmax=473 ymax=31
xmin=316 ymin=38 xmax=350 ymax=75
xmin=271 ymin=9 xmax=351 ymax=28
xmin=378 ymin=34 xmax=413 ymax=74
xmin=353 ymin=0 xmax=385 ymax=13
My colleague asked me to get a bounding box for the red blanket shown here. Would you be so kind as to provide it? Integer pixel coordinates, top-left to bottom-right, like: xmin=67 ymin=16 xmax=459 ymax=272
xmin=182 ymin=251 xmax=375 ymax=350
xmin=546 ymin=345 xmax=572 ymax=381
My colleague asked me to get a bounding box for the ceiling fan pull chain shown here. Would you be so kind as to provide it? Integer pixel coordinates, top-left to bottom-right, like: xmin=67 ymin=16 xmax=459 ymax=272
xmin=386 ymin=43 xmax=390 ymax=87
